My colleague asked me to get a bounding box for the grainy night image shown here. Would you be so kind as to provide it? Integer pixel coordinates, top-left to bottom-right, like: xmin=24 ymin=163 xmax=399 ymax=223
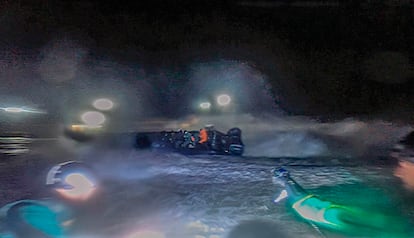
xmin=0 ymin=1 xmax=414 ymax=237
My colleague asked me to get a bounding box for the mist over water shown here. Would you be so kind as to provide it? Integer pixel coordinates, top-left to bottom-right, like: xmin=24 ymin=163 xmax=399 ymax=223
xmin=40 ymin=111 xmax=413 ymax=164
xmin=1 ymin=35 xmax=412 ymax=153
xmin=1 ymin=38 xmax=280 ymax=132
xmin=2 ymin=36 xmax=412 ymax=164
xmin=153 ymin=114 xmax=412 ymax=159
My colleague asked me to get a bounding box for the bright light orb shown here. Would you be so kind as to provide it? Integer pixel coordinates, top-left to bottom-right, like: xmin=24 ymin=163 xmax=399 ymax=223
xmin=199 ymin=102 xmax=211 ymax=110
xmin=217 ymin=94 xmax=231 ymax=106
xmin=56 ymin=173 xmax=96 ymax=201
xmin=81 ymin=111 xmax=106 ymax=126
xmin=93 ymin=98 xmax=114 ymax=111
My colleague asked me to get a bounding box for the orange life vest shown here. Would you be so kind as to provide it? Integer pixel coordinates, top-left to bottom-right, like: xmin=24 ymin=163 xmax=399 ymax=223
xmin=199 ymin=129 xmax=208 ymax=143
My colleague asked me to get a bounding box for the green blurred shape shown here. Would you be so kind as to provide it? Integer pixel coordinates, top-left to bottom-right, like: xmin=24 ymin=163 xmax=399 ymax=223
xmin=291 ymin=194 xmax=412 ymax=237
xmin=21 ymin=203 xmax=65 ymax=237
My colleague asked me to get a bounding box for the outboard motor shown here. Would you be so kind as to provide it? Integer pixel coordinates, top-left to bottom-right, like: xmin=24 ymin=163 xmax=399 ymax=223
xmin=209 ymin=130 xmax=223 ymax=151
xmin=226 ymin=127 xmax=244 ymax=155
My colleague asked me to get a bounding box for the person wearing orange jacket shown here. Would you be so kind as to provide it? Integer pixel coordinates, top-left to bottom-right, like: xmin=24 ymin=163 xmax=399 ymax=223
xmin=198 ymin=128 xmax=208 ymax=144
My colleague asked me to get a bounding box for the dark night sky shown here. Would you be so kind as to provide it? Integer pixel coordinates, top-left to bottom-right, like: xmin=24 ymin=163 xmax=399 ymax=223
xmin=0 ymin=0 xmax=413 ymax=123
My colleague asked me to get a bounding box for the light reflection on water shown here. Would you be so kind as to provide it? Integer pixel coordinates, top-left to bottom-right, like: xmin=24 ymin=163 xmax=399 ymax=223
xmin=78 ymin=149 xmax=413 ymax=238
xmin=0 ymin=134 xmax=57 ymax=156
xmin=0 ymin=135 xmax=32 ymax=156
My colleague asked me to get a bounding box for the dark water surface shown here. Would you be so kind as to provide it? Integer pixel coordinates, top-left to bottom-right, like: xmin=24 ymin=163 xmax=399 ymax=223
xmin=1 ymin=135 xmax=413 ymax=238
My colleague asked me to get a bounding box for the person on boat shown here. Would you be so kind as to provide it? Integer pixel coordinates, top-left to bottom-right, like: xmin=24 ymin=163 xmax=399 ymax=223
xmin=198 ymin=128 xmax=208 ymax=144
xmin=182 ymin=130 xmax=196 ymax=148
xmin=0 ymin=161 xmax=99 ymax=238
xmin=272 ymin=167 xmax=412 ymax=237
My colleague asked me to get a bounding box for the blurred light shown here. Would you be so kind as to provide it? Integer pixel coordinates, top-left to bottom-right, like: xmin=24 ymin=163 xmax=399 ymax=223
xmin=0 ymin=107 xmax=46 ymax=114
xmin=93 ymin=98 xmax=114 ymax=111
xmin=81 ymin=111 xmax=106 ymax=126
xmin=56 ymin=173 xmax=96 ymax=201
xmin=199 ymin=102 xmax=211 ymax=110
xmin=217 ymin=94 xmax=231 ymax=106
xmin=3 ymin=107 xmax=23 ymax=113
xmin=70 ymin=124 xmax=102 ymax=132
